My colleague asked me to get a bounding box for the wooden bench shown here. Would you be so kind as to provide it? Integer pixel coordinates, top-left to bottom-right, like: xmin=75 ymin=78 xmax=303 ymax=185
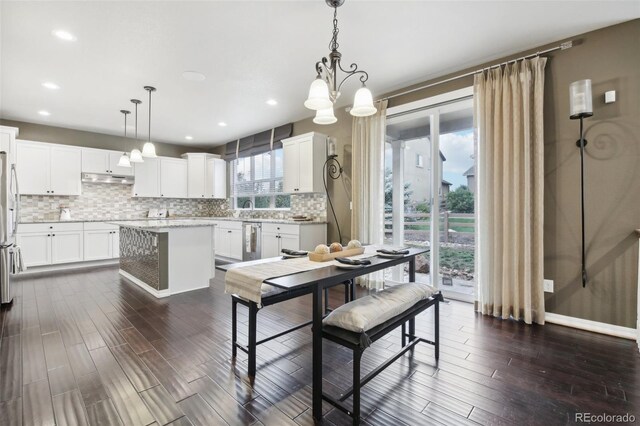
xmin=320 ymin=284 xmax=443 ymax=425
xmin=231 ymin=280 xmax=354 ymax=377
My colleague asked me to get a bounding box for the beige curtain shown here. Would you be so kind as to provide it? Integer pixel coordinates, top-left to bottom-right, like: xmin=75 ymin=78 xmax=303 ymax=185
xmin=475 ymin=57 xmax=546 ymax=324
xmin=351 ymin=99 xmax=388 ymax=290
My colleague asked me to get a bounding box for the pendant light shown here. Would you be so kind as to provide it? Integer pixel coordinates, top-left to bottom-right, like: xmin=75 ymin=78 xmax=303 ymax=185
xmin=117 ymin=110 xmax=132 ymax=168
xmin=142 ymin=85 xmax=157 ymax=158
xmin=303 ymin=0 xmax=376 ymax=123
xmin=130 ymin=98 xmax=144 ymax=163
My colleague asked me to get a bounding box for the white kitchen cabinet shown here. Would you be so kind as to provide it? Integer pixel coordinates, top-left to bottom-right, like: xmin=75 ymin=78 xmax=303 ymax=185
xmin=0 ymin=126 xmax=18 ymax=165
xmin=16 ymin=141 xmax=51 ymax=195
xmin=51 ymin=231 xmax=84 ymax=264
xmin=261 ymin=222 xmax=327 ymax=259
xmin=133 ymin=157 xmax=160 ymax=197
xmin=17 ymin=140 xmax=81 ymax=196
xmin=82 ymin=148 xmax=134 ymax=177
xmin=282 ymin=132 xmax=326 ymax=193
xmin=209 ymin=158 xmax=227 ymax=198
xmin=17 ymin=222 xmax=85 ymax=267
xmin=16 ymin=233 xmax=51 ymax=267
xmin=160 ymin=158 xmax=188 ymax=198
xmin=214 ymin=221 xmax=243 ymax=260
xmin=84 ymin=222 xmax=120 ymax=260
xmin=185 ymin=153 xmax=207 ymax=198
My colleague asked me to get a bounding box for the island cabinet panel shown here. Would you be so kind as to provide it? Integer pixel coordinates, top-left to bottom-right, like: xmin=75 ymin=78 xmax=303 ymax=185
xmin=282 ymin=132 xmax=326 ymax=194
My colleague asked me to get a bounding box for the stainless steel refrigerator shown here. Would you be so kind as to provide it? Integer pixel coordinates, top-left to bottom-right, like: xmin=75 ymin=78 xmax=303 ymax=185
xmin=0 ymin=151 xmax=19 ymax=305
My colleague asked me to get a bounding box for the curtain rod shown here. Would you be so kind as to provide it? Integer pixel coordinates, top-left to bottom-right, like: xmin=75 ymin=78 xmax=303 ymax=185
xmin=380 ymin=41 xmax=573 ymax=102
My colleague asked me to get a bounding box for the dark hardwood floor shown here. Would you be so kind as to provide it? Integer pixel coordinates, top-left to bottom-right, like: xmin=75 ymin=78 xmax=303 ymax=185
xmin=0 ymin=265 xmax=638 ymax=425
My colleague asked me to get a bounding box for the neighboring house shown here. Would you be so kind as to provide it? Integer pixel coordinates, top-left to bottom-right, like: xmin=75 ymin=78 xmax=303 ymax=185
xmin=395 ymin=137 xmax=445 ymax=204
xmin=464 ymin=165 xmax=475 ymax=193
xmin=441 ymin=179 xmax=452 ymax=196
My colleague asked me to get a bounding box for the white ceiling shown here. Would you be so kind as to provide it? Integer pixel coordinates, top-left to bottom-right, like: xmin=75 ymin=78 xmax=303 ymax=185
xmin=1 ymin=1 xmax=638 ymax=148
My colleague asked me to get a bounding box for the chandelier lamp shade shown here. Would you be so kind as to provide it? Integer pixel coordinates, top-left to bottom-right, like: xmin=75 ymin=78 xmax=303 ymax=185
xmin=142 ymin=85 xmax=158 ymax=158
xmin=130 ymin=98 xmax=144 ymax=163
xmin=117 ymin=110 xmax=132 ymax=168
xmin=304 ymin=0 xmax=376 ymax=123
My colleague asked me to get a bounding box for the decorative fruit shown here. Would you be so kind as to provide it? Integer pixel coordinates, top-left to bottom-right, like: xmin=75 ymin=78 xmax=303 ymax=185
xmin=314 ymin=244 xmax=330 ymax=255
xmin=329 ymin=242 xmax=343 ymax=253
xmin=346 ymin=240 xmax=362 ymax=249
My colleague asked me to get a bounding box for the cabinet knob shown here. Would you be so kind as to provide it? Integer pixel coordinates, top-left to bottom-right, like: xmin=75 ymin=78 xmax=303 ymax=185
xmin=47 ymin=234 xmax=51 ymax=237
xmin=51 ymin=191 xmax=54 ymax=193
xmin=49 ymin=226 xmax=53 ymax=229
xmin=46 ymin=190 xmax=50 ymax=193
xmin=52 ymin=234 xmax=55 ymax=237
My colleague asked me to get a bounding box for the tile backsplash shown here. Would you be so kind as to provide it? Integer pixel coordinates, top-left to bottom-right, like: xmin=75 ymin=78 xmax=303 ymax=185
xmin=19 ymin=182 xmax=327 ymax=222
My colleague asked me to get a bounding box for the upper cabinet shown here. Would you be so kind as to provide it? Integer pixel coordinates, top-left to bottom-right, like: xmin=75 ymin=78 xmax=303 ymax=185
xmin=282 ymin=132 xmax=326 ymax=193
xmin=81 ymin=148 xmax=134 ymax=177
xmin=159 ymin=158 xmax=188 ymax=198
xmin=207 ymin=158 xmax=227 ymax=199
xmin=182 ymin=153 xmax=227 ymax=199
xmin=0 ymin=126 xmax=19 ymax=165
xmin=17 ymin=140 xmax=81 ymax=196
xmin=133 ymin=157 xmax=160 ymax=197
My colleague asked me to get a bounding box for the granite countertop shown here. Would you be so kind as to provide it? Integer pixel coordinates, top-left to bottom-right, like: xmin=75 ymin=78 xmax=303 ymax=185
xmin=108 ymin=219 xmax=220 ymax=230
xmin=20 ymin=216 xmax=327 ymax=226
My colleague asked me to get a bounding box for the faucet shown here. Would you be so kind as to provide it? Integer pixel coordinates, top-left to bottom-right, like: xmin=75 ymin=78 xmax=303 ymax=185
xmin=242 ymin=199 xmax=253 ymax=210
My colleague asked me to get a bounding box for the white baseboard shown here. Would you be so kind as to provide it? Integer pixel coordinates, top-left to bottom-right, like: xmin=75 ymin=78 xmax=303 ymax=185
xmin=119 ymin=270 xmax=171 ymax=299
xmin=545 ymin=312 xmax=637 ymax=341
xmin=16 ymin=259 xmax=118 ymax=276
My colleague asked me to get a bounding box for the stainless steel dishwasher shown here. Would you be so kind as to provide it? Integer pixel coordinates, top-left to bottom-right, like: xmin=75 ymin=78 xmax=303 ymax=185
xmin=242 ymin=222 xmax=262 ymax=261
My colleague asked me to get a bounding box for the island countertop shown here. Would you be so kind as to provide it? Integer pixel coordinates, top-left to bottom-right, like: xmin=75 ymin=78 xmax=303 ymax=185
xmin=108 ymin=219 xmax=219 ymax=231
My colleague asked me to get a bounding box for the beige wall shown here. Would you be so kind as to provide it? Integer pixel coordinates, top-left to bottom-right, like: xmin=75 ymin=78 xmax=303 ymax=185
xmin=0 ymin=119 xmax=207 ymax=158
xmin=291 ymin=19 xmax=640 ymax=328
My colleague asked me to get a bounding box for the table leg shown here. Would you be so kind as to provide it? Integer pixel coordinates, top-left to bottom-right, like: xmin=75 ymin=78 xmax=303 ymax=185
xmin=312 ymin=284 xmax=323 ymax=422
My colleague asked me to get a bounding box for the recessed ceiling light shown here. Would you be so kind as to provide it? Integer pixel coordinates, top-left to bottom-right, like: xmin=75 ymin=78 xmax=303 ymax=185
xmin=42 ymin=82 xmax=60 ymax=90
xmin=38 ymin=110 xmax=51 ymax=116
xmin=218 ymin=122 xmax=227 ymax=127
xmin=52 ymin=30 xmax=76 ymax=41
xmin=185 ymin=135 xmax=193 ymax=140
xmin=182 ymin=71 xmax=206 ymax=82
xmin=266 ymin=99 xmax=278 ymax=106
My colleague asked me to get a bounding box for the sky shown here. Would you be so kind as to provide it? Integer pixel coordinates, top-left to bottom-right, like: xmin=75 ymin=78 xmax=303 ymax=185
xmin=439 ymin=129 xmax=474 ymax=189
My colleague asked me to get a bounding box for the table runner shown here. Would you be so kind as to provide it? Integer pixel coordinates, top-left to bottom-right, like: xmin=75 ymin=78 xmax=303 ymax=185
xmin=224 ymin=248 xmax=379 ymax=306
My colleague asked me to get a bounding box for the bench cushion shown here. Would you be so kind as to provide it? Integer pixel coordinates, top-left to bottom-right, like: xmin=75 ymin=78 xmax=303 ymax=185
xmin=323 ymin=283 xmax=436 ymax=333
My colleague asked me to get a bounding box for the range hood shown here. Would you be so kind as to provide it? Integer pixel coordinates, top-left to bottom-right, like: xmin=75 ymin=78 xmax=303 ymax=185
xmin=82 ymin=173 xmax=135 ymax=185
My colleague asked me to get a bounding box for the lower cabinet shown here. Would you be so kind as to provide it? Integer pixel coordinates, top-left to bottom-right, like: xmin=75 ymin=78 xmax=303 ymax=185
xmin=84 ymin=223 xmax=120 ymax=261
xmin=261 ymin=223 xmax=327 ymax=259
xmin=214 ymin=221 xmax=243 ymax=260
xmin=17 ymin=222 xmax=84 ymax=267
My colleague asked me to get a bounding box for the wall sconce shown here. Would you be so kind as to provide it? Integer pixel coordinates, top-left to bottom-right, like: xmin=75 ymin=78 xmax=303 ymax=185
xmin=569 ymin=79 xmax=593 ymax=288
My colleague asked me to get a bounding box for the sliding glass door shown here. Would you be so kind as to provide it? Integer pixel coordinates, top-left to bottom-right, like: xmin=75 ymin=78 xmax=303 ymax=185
xmin=384 ymin=95 xmax=476 ymax=301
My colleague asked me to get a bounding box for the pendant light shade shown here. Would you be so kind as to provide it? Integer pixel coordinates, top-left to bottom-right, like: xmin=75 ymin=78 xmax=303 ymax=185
xmin=130 ymin=148 xmax=143 ymax=163
xmin=118 ymin=110 xmax=132 ymax=168
xmin=313 ymin=107 xmax=337 ymax=125
xmin=304 ymin=77 xmax=332 ymax=111
xmin=130 ymin=98 xmax=144 ymax=163
xmin=142 ymin=86 xmax=158 ymax=158
xmin=142 ymin=142 xmax=157 ymax=158
xmin=350 ymin=85 xmax=377 ymax=117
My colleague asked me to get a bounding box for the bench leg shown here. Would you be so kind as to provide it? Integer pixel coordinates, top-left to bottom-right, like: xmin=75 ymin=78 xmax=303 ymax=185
xmin=344 ymin=281 xmax=350 ymax=304
xmin=401 ymin=322 xmax=406 ymax=347
xmin=352 ymin=350 xmax=362 ymax=425
xmin=409 ymin=317 xmax=416 ymax=343
xmin=324 ymin=287 xmax=329 ymax=314
xmin=248 ymin=302 xmax=258 ymax=377
xmin=231 ymin=298 xmax=238 ymax=359
xmin=435 ymin=300 xmax=440 ymax=362
xmin=350 ymin=279 xmax=356 ymax=301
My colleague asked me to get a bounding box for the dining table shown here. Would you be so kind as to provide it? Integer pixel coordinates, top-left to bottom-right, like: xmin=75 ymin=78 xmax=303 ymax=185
xmin=219 ymin=246 xmax=430 ymax=422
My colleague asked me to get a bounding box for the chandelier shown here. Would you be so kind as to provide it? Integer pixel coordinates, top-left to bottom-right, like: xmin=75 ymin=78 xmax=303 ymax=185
xmin=304 ymin=0 xmax=376 ymax=124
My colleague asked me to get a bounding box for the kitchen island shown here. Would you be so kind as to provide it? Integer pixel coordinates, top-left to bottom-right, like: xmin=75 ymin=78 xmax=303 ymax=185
xmin=109 ymin=219 xmax=218 ymax=298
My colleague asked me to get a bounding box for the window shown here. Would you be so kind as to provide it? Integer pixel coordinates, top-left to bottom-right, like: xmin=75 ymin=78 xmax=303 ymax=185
xmin=416 ymin=154 xmax=424 ymax=168
xmin=231 ymin=149 xmax=291 ymax=209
